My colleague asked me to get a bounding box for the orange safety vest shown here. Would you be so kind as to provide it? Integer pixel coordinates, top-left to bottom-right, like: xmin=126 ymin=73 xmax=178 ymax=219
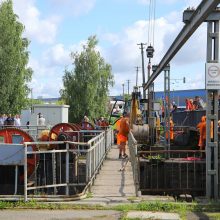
xmin=118 ymin=117 xmax=129 ymax=137
xmin=166 ymin=119 xmax=174 ymax=140
xmin=117 ymin=117 xmax=129 ymax=145
xmin=198 ymin=116 xmax=206 ymax=150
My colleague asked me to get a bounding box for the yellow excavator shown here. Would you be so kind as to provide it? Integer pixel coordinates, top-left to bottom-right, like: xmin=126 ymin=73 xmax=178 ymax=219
xmin=109 ymin=87 xmax=150 ymax=145
xmin=129 ymin=89 xmax=150 ymax=144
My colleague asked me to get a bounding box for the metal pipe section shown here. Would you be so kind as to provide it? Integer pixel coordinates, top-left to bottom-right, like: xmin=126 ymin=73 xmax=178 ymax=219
xmin=143 ymin=0 xmax=220 ymax=91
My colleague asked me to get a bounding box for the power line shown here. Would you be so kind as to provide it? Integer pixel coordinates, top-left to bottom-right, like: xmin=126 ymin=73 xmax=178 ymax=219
xmin=147 ymin=0 xmax=156 ymax=46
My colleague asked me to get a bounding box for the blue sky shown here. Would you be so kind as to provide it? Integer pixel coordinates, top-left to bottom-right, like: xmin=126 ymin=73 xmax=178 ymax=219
xmin=6 ymin=0 xmax=206 ymax=98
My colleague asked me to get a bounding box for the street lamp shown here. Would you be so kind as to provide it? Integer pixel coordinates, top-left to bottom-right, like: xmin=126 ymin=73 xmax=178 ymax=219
xmin=146 ymin=45 xmax=154 ymax=59
xmin=146 ymin=45 xmax=155 ymax=120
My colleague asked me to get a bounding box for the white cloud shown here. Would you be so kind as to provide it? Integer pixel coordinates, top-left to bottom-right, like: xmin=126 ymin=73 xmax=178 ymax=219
xmin=184 ymin=0 xmax=201 ymax=7
xmin=29 ymin=57 xmax=64 ymax=98
xmin=137 ymin=0 xmax=149 ymax=4
xmin=30 ymin=77 xmax=63 ymax=98
xmin=13 ymin=0 xmax=60 ymax=44
xmin=101 ymin=7 xmax=207 ymax=95
xmin=49 ymin=0 xmax=96 ymax=16
xmin=137 ymin=0 xmax=179 ymax=5
xmin=43 ymin=44 xmax=72 ymax=67
xmin=28 ymin=40 xmax=92 ymax=98
xmin=102 ymin=33 xmax=120 ymax=45
xmin=172 ymin=24 xmax=206 ymax=65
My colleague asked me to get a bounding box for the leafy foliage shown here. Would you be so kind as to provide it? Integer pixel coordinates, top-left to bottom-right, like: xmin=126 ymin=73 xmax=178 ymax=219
xmin=0 ymin=0 xmax=32 ymax=114
xmin=61 ymin=36 xmax=114 ymax=122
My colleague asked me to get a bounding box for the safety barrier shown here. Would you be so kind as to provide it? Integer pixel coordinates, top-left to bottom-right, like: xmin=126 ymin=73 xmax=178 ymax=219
xmin=128 ymin=132 xmax=140 ymax=196
xmin=128 ymin=132 xmax=206 ymax=197
xmin=0 ymin=128 xmax=113 ymax=201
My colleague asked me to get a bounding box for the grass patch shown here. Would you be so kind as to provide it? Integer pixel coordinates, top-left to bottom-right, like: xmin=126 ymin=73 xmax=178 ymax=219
xmin=127 ymin=197 xmax=138 ymax=202
xmin=206 ymin=212 xmax=220 ymax=219
xmin=86 ymin=192 xmax=93 ymax=199
xmin=114 ymin=201 xmax=220 ymax=220
xmin=0 ymin=200 xmax=220 ymax=219
xmin=0 ymin=200 xmax=105 ymax=210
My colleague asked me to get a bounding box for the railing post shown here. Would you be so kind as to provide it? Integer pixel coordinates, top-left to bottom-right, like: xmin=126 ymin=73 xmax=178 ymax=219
xmin=14 ymin=165 xmax=18 ymax=195
xmin=52 ymin=151 xmax=57 ymax=195
xmin=128 ymin=133 xmax=140 ymax=197
xmin=86 ymin=144 xmax=91 ymax=183
xmin=24 ymin=143 xmax=28 ymax=202
xmin=104 ymin=130 xmax=107 ymax=154
xmin=66 ymin=142 xmax=69 ymax=196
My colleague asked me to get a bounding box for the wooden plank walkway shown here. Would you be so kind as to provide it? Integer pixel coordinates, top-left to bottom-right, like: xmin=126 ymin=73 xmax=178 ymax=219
xmin=91 ymin=145 xmax=136 ymax=198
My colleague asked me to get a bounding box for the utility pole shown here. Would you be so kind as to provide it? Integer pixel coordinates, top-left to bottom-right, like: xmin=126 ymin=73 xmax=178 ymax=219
xmin=137 ymin=43 xmax=147 ymax=98
xmin=122 ymin=83 xmax=125 ymax=100
xmin=135 ymin=66 xmax=141 ymax=87
xmin=127 ymin=80 xmax=130 ymax=96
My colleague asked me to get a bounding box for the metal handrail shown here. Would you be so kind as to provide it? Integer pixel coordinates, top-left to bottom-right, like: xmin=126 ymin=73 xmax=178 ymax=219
xmin=128 ymin=132 xmax=140 ymax=197
xmin=23 ymin=128 xmax=114 ymax=201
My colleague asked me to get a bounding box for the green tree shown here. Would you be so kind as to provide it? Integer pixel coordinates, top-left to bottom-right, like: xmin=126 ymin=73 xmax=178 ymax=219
xmin=124 ymin=94 xmax=131 ymax=102
xmin=0 ymin=0 xmax=32 ymax=114
xmin=61 ymin=36 xmax=114 ymax=122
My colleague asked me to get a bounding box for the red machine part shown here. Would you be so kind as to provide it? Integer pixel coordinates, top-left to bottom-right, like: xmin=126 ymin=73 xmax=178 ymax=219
xmin=0 ymin=127 xmax=38 ymax=179
xmin=49 ymin=123 xmax=80 ymax=142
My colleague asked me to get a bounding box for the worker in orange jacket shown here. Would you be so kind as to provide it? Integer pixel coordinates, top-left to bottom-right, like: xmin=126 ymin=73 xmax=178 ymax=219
xmin=166 ymin=118 xmax=174 ymax=141
xmin=117 ymin=113 xmax=130 ymax=159
xmin=197 ymin=116 xmax=206 ymax=150
xmin=115 ymin=116 xmax=123 ymax=145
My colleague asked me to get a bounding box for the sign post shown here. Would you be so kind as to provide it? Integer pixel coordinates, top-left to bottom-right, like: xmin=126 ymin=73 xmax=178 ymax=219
xmin=206 ymin=63 xmax=220 ymax=90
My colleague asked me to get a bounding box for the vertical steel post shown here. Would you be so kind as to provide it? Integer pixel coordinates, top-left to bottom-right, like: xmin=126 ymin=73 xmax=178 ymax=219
xmin=164 ymin=65 xmax=171 ymax=157
xmin=89 ymin=145 xmax=92 ymax=182
xmin=14 ymin=165 xmax=18 ymax=195
xmin=24 ymin=143 xmax=28 ymax=202
xmin=148 ymin=82 xmax=155 ymax=145
xmin=104 ymin=130 xmax=107 ymax=155
xmin=52 ymin=151 xmax=57 ymax=195
xmin=147 ymin=61 xmax=151 ymax=120
xmin=66 ymin=143 xmax=69 ymax=196
xmin=206 ymin=20 xmax=219 ymax=199
xmin=86 ymin=148 xmax=90 ymax=182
